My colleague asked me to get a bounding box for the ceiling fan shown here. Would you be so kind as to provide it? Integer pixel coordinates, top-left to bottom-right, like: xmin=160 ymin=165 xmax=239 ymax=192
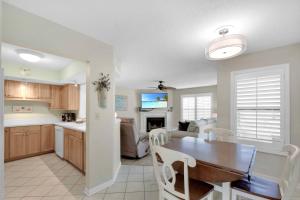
xmin=148 ymin=80 xmax=176 ymax=91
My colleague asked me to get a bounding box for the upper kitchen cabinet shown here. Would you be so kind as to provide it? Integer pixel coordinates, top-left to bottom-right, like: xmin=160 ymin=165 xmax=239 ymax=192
xmin=39 ymin=84 xmax=52 ymax=99
xmin=49 ymin=85 xmax=62 ymax=109
xmin=61 ymin=84 xmax=80 ymax=110
xmin=4 ymin=80 xmax=24 ymax=99
xmin=25 ymin=82 xmax=40 ymax=99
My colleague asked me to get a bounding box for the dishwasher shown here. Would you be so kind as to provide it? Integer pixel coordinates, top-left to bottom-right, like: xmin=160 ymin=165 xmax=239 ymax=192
xmin=55 ymin=126 xmax=64 ymax=158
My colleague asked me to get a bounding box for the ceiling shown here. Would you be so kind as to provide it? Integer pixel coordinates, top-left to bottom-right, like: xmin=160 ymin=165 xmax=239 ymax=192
xmin=4 ymin=0 xmax=300 ymax=89
xmin=2 ymin=43 xmax=72 ymax=71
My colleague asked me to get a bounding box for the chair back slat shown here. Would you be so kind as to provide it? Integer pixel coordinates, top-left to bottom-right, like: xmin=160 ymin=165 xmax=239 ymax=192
xmin=152 ymin=145 xmax=196 ymax=200
xmin=280 ymin=144 xmax=300 ymax=199
xmin=149 ymin=128 xmax=168 ymax=148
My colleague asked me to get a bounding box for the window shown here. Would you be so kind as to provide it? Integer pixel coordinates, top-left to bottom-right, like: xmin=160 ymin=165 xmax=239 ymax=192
xmin=231 ymin=64 xmax=290 ymax=153
xmin=181 ymin=94 xmax=212 ymax=121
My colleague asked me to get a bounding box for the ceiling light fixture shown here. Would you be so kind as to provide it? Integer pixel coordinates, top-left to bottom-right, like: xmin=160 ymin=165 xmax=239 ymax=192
xmin=205 ymin=27 xmax=247 ymax=60
xmin=16 ymin=49 xmax=44 ymax=63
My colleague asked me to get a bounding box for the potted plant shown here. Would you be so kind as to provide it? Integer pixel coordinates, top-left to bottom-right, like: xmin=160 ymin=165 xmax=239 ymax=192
xmin=92 ymin=73 xmax=111 ymax=108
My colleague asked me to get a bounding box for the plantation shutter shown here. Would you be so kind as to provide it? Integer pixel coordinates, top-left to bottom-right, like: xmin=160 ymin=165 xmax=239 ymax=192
xmin=235 ymin=73 xmax=282 ymax=142
xmin=196 ymin=96 xmax=212 ymax=119
xmin=182 ymin=97 xmax=195 ymax=120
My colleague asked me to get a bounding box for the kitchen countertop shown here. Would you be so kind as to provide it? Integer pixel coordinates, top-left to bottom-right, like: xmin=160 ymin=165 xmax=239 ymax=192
xmin=4 ymin=118 xmax=86 ymax=132
xmin=54 ymin=122 xmax=86 ymax=132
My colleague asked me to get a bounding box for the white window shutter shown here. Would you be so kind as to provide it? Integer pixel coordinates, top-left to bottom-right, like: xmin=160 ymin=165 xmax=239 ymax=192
xmin=196 ymin=96 xmax=212 ymax=119
xmin=182 ymin=97 xmax=195 ymax=120
xmin=235 ymin=73 xmax=282 ymax=143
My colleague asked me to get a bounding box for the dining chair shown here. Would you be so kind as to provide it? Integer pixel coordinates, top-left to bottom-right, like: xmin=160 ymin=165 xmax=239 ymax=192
xmin=231 ymin=144 xmax=300 ymax=200
xmin=149 ymin=128 xmax=168 ymax=149
xmin=204 ymin=127 xmax=235 ymax=142
xmin=152 ymin=145 xmax=214 ymax=200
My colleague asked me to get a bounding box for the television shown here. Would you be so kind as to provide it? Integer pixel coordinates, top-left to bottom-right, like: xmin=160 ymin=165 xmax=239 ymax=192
xmin=141 ymin=93 xmax=168 ymax=109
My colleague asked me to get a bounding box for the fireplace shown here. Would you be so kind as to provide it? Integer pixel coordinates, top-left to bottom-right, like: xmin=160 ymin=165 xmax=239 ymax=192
xmin=146 ymin=117 xmax=165 ymax=132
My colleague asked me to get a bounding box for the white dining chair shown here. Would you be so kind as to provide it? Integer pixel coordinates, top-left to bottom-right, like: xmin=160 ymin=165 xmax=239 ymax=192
xmin=231 ymin=144 xmax=300 ymax=200
xmin=204 ymin=128 xmax=235 ymax=142
xmin=152 ymin=145 xmax=214 ymax=200
xmin=149 ymin=128 xmax=168 ymax=149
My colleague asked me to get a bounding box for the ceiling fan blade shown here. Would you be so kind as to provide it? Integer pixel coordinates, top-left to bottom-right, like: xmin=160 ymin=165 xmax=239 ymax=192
xmin=165 ymin=86 xmax=176 ymax=90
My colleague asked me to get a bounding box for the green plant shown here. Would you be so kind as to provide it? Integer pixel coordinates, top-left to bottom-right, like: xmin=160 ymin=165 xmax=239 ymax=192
xmin=92 ymin=73 xmax=111 ymax=92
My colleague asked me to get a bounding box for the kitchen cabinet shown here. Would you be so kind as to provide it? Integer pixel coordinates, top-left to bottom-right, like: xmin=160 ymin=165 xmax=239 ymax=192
xmin=4 ymin=80 xmax=24 ymax=98
xmin=25 ymin=83 xmax=40 ymax=99
xmin=26 ymin=127 xmax=41 ymax=155
xmin=64 ymin=128 xmax=84 ymax=171
xmin=4 ymin=80 xmax=80 ymax=110
xmin=9 ymin=126 xmax=41 ymax=160
xmin=4 ymin=128 xmax=10 ymax=162
xmin=10 ymin=127 xmax=27 ymax=159
xmin=39 ymin=84 xmax=52 ymax=99
xmin=49 ymin=85 xmax=62 ymax=109
xmin=41 ymin=125 xmax=54 ymax=152
xmin=61 ymin=84 xmax=80 ymax=110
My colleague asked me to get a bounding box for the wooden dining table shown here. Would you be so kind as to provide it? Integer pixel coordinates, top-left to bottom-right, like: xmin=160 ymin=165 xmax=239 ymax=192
xmin=163 ymin=136 xmax=256 ymax=200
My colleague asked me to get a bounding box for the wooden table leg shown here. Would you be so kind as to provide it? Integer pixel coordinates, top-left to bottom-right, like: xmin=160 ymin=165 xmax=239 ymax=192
xmin=222 ymin=182 xmax=231 ymax=200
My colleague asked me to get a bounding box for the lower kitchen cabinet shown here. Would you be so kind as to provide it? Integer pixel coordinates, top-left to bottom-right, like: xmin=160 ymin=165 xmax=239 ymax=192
xmin=41 ymin=125 xmax=55 ymax=152
xmin=64 ymin=128 xmax=84 ymax=172
xmin=4 ymin=128 xmax=10 ymax=161
xmin=9 ymin=127 xmax=27 ymax=159
xmin=26 ymin=126 xmax=41 ymax=155
xmin=5 ymin=125 xmax=54 ymax=161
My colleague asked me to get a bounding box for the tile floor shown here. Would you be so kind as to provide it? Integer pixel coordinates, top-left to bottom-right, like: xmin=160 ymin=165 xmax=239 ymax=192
xmin=4 ymin=153 xmax=159 ymax=200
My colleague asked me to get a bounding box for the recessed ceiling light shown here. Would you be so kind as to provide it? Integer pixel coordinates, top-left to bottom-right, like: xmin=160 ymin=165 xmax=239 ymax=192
xmin=205 ymin=27 xmax=247 ymax=60
xmin=16 ymin=49 xmax=44 ymax=63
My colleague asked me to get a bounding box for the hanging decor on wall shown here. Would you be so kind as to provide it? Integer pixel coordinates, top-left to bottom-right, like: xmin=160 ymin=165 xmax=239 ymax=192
xmin=93 ymin=73 xmax=111 ymax=108
xmin=115 ymin=95 xmax=128 ymax=111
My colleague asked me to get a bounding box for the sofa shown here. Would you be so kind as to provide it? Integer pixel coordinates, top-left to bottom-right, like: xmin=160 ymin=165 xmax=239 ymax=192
xmin=169 ymin=119 xmax=216 ymax=138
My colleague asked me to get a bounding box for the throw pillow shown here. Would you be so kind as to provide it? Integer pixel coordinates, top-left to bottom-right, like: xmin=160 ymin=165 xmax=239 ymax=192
xmin=178 ymin=121 xmax=190 ymax=131
xmin=187 ymin=121 xmax=199 ymax=133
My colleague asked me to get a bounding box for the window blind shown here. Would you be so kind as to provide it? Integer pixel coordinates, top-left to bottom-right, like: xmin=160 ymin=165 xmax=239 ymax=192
xmin=196 ymin=96 xmax=212 ymax=119
xmin=182 ymin=96 xmax=195 ymax=120
xmin=235 ymin=74 xmax=282 ymax=142
xmin=181 ymin=94 xmax=212 ymax=121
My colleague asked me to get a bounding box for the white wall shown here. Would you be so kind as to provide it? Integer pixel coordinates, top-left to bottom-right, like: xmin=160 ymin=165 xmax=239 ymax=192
xmin=172 ymin=85 xmax=217 ymax=128
xmin=217 ymin=44 xmax=300 ymax=196
xmin=79 ymin=84 xmax=86 ymax=119
xmin=115 ymin=87 xmax=139 ymax=122
xmin=2 ymin=3 xmax=118 ymax=195
xmin=0 ymin=2 xmax=5 ymax=199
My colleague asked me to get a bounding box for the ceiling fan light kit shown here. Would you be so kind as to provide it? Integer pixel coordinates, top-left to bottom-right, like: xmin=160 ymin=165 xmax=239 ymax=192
xmin=205 ymin=27 xmax=247 ymax=60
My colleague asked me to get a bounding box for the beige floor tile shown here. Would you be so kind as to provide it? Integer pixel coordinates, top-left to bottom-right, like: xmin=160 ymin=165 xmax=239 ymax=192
xmin=62 ymin=195 xmax=85 ymax=200
xmin=144 ymin=181 xmax=158 ymax=192
xmin=69 ymin=184 xmax=86 ymax=195
xmin=126 ymin=182 xmax=144 ymax=193
xmin=6 ymin=186 xmax=37 ymax=198
xmin=22 ymin=197 xmax=42 ymax=200
xmin=61 ymin=176 xmax=82 ymax=185
xmin=103 ymin=193 xmax=124 ymax=200
xmin=145 ymin=191 xmax=159 ymax=200
xmin=26 ymin=185 xmax=54 ymax=196
xmin=127 ymin=174 xmax=143 ymax=182
xmin=106 ymin=183 xmax=126 ymax=193
xmin=124 ymin=192 xmax=144 ymax=200
xmin=46 ymin=184 xmax=73 ymax=196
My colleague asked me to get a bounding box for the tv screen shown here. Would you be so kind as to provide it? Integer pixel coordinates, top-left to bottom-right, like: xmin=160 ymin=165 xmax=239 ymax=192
xmin=141 ymin=93 xmax=168 ymax=109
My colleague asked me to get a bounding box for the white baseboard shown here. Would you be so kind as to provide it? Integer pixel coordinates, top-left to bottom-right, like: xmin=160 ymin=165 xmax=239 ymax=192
xmin=84 ymin=162 xmax=121 ymax=196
